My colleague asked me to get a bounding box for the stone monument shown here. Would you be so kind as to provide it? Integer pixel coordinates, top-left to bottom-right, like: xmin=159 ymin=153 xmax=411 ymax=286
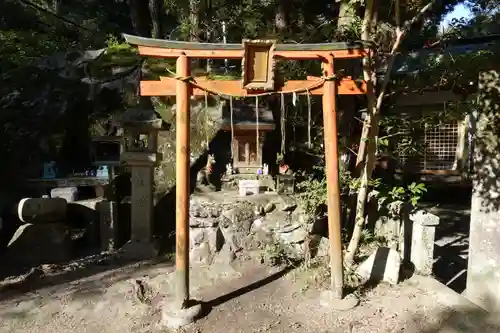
xmin=119 ymin=108 xmax=164 ymax=259
xmin=466 ymin=70 xmax=500 ymax=311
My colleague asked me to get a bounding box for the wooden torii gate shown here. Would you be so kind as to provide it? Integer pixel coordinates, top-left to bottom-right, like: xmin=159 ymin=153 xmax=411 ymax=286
xmin=124 ymin=34 xmax=369 ymax=317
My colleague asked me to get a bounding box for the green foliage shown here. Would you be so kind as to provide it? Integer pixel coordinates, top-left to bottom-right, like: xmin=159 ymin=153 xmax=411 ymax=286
xmin=0 ymin=0 xmax=482 ymax=193
xmin=261 ymin=241 xmax=293 ymax=267
xmin=296 ymin=169 xmax=328 ymax=217
xmin=296 ymin=164 xmax=355 ymax=218
xmin=374 ymin=181 xmax=427 ymax=209
xmin=348 ymin=175 xmax=381 ymax=194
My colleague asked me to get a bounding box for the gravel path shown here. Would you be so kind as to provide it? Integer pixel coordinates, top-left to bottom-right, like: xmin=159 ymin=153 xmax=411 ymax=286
xmin=0 ymin=258 xmax=496 ymax=333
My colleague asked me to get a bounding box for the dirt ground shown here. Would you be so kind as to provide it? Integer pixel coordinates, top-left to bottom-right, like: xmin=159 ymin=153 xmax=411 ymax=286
xmin=0 ymin=255 xmax=497 ymax=333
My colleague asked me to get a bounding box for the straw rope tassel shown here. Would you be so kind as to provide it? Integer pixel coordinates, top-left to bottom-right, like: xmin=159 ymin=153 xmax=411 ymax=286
xmin=255 ymin=96 xmax=260 ymax=165
xmin=204 ymin=91 xmax=209 ymax=149
xmin=229 ymin=96 xmax=235 ymax=160
xmin=280 ymin=93 xmax=286 ymax=155
xmin=307 ymin=89 xmax=312 ymax=148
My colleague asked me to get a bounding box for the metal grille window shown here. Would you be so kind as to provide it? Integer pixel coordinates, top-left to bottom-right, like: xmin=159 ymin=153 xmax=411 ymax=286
xmin=421 ymin=122 xmax=459 ymax=171
xmin=398 ymin=121 xmax=460 ymax=173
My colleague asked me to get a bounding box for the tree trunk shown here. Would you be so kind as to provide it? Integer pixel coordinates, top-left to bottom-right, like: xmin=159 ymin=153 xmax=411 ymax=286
xmin=50 ymin=0 xmax=60 ymax=13
xmin=275 ymin=0 xmax=290 ymax=35
xmin=148 ymin=0 xmax=163 ymax=39
xmin=189 ymin=0 xmax=203 ymax=69
xmin=354 ymin=0 xmax=379 ymax=175
xmin=336 ymin=1 xmax=363 ymax=173
xmin=189 ymin=0 xmax=200 ymax=41
xmin=345 ymin=0 xmax=437 ymax=268
xmin=337 ymin=0 xmax=357 ymax=37
xmin=128 ymin=0 xmax=151 ymax=37
xmin=204 ymin=0 xmax=213 ymax=72
xmin=344 ymin=0 xmax=377 ymax=269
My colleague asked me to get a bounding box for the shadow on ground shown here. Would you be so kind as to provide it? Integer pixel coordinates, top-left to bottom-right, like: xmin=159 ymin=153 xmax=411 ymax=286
xmin=413 ymin=294 xmax=500 ymax=333
xmin=429 ymin=204 xmax=471 ymax=294
xmin=206 ymin=265 xmax=293 ymax=308
xmin=0 ymin=253 xmax=174 ymax=303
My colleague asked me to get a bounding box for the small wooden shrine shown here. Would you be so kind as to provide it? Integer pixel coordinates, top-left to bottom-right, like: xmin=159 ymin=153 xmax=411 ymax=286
xmin=220 ymin=100 xmax=275 ymax=174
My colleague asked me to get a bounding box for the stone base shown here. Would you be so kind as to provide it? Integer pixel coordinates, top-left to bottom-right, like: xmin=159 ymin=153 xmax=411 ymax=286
xmin=161 ymin=301 xmax=204 ymax=329
xmin=319 ymin=290 xmax=359 ymax=311
xmin=188 ymin=192 xmax=323 ymax=269
xmin=119 ymin=240 xmax=159 ymax=260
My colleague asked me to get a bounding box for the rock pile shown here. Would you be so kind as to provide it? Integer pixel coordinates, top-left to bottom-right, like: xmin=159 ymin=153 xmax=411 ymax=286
xmin=188 ymin=193 xmax=329 ymax=265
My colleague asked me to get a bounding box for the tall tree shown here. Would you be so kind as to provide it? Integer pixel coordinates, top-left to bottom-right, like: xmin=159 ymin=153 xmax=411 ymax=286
xmin=344 ymin=0 xmax=466 ymax=267
xmin=128 ymin=0 xmax=151 ymax=37
xmin=149 ymin=0 xmax=164 ymax=39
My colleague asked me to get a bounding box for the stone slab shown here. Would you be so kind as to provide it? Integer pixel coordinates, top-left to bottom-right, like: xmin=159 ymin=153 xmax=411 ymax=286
xmin=6 ymin=223 xmax=72 ymax=266
xmin=51 ymin=187 xmax=78 ymax=202
xmin=356 ymin=247 xmax=401 ymax=285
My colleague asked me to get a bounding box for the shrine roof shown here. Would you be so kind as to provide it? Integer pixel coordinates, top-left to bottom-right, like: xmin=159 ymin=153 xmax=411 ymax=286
xmin=123 ymin=34 xmax=370 ymax=59
xmin=123 ymin=34 xmax=367 ymax=52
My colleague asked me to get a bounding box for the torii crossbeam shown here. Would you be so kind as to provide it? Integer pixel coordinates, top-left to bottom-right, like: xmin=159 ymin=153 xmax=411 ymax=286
xmin=124 ymin=33 xmax=369 ymax=325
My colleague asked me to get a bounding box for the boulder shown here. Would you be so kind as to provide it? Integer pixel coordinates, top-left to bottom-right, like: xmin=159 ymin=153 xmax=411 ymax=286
xmin=212 ymin=243 xmax=236 ymax=265
xmin=189 ymin=202 xmax=222 ymax=218
xmin=281 ymin=200 xmax=297 ymax=212
xmin=219 ymin=205 xmax=256 ymax=252
xmin=189 ymin=217 xmax=219 ymax=228
xmin=279 ymin=227 xmax=308 ymax=244
xmin=190 ymin=226 xmax=223 ymax=253
xmin=254 ymin=204 xmax=265 ymax=216
xmin=250 ymin=218 xmax=264 ymax=232
xmin=264 ymin=202 xmax=275 ymax=213
xmin=261 ymin=210 xmax=292 ymax=232
xmin=190 ymin=242 xmax=212 ymax=265
xmin=221 ymin=205 xmax=255 ymax=230
xmin=309 ymin=235 xmax=329 ymax=258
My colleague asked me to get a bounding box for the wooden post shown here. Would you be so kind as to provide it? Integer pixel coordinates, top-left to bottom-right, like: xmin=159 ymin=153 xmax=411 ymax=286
xmin=175 ymin=53 xmax=191 ymax=307
xmin=322 ymin=53 xmax=344 ymax=299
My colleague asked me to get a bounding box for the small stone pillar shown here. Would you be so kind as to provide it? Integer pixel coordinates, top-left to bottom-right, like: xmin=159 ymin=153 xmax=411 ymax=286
xmin=119 ymin=108 xmax=164 ymax=259
xmin=98 ymin=200 xmax=119 ymax=251
xmin=410 ymin=210 xmax=439 ymax=275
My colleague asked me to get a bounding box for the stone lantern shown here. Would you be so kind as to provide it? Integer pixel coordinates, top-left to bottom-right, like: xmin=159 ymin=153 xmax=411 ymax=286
xmin=119 ymin=108 xmax=164 ymax=258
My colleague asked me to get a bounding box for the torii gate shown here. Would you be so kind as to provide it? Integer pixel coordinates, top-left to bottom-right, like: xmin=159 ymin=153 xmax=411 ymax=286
xmin=124 ymin=34 xmax=369 ymax=326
